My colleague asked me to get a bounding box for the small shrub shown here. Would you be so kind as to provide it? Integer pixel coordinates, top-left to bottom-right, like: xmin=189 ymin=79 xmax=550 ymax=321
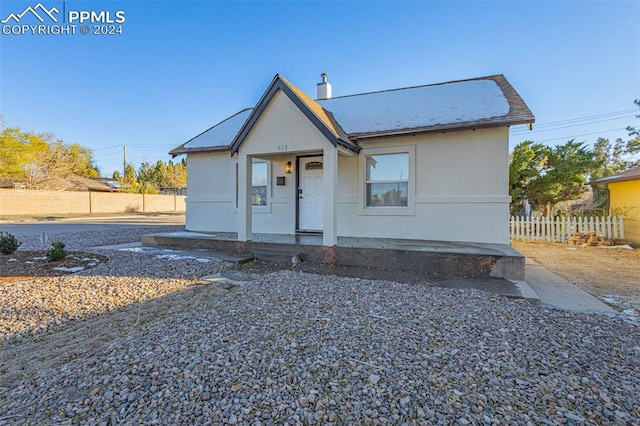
xmin=0 ymin=232 xmax=21 ymax=254
xmin=47 ymin=241 xmax=67 ymax=262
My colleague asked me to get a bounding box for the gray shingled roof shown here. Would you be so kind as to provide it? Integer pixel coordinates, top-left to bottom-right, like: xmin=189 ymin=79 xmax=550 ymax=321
xmin=317 ymin=75 xmax=534 ymax=138
xmin=170 ymin=74 xmax=534 ymax=156
xmin=170 ymin=109 xmax=252 ymax=156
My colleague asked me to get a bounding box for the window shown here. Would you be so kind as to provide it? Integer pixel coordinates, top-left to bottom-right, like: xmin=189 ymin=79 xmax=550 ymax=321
xmin=365 ymin=153 xmax=409 ymax=207
xmin=235 ymin=163 xmax=239 ymax=209
xmin=252 ymin=162 xmax=268 ymax=206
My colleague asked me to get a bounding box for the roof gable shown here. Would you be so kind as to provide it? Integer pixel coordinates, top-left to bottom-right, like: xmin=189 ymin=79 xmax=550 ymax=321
xmin=229 ymin=74 xmax=358 ymax=155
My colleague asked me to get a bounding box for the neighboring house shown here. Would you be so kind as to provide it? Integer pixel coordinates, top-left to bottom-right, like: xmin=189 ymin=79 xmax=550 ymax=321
xmin=590 ymin=166 xmax=640 ymax=241
xmin=159 ymin=187 xmax=187 ymax=196
xmin=64 ymin=176 xmax=118 ymax=192
xmin=170 ymin=73 xmax=534 ymax=247
xmin=0 ymin=176 xmax=115 ymax=192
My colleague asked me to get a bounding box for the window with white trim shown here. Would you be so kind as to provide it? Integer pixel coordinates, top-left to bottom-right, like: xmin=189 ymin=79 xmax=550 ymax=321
xmin=365 ymin=153 xmax=409 ymax=207
xmin=234 ymin=163 xmax=239 ymax=209
xmin=251 ymin=161 xmax=268 ymax=206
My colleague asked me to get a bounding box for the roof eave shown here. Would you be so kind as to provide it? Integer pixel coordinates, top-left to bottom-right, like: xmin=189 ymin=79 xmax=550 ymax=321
xmin=171 ymin=108 xmax=253 ymax=158
xmin=589 ymin=166 xmax=640 ymax=185
xmin=589 ymin=175 xmax=640 ymax=186
xmin=348 ymin=116 xmax=535 ymax=140
xmin=170 ymin=146 xmax=229 ymax=157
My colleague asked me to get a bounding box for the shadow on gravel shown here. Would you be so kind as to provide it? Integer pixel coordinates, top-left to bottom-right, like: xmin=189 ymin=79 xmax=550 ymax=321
xmin=0 ymin=278 xmax=234 ymax=387
xmin=234 ymin=260 xmax=524 ymax=298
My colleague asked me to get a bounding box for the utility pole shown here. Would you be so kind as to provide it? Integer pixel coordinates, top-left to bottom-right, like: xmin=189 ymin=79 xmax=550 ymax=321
xmin=123 ymin=145 xmax=128 ymax=177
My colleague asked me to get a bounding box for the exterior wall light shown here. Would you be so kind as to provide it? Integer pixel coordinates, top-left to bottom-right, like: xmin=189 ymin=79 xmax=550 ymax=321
xmin=285 ymin=161 xmax=292 ymax=174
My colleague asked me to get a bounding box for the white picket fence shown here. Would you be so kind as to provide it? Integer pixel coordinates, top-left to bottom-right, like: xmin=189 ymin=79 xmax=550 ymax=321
xmin=510 ymin=216 xmax=625 ymax=242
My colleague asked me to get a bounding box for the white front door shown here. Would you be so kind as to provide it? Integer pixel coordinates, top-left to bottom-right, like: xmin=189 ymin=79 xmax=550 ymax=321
xmin=298 ymin=156 xmax=323 ymax=231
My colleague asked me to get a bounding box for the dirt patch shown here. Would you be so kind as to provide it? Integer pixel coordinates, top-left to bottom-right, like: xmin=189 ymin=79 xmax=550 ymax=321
xmin=511 ymin=240 xmax=640 ymax=297
xmin=0 ymin=251 xmax=108 ymax=283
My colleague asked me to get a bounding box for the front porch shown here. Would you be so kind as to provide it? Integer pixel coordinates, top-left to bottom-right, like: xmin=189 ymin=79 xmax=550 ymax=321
xmin=142 ymin=231 xmax=525 ymax=281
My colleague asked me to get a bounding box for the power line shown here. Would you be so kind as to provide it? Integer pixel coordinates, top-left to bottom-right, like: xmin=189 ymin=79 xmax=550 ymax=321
xmin=510 ymin=127 xmax=628 ymax=146
xmin=510 ymin=109 xmax=635 ymax=135
xmin=91 ymin=145 xmax=122 ymax=151
xmin=515 ymin=108 xmax=635 ymax=130
xmin=125 ymin=146 xmax=176 ymax=151
xmin=536 ymin=128 xmax=628 ymax=143
xmin=510 ymin=114 xmax=636 ymax=135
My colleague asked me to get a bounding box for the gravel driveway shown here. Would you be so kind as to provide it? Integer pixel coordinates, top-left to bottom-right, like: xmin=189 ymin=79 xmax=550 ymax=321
xmin=0 ymin=226 xmax=639 ymax=425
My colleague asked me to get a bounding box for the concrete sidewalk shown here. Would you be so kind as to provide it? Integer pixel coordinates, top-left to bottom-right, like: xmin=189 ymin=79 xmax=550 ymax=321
xmin=523 ymin=258 xmax=616 ymax=314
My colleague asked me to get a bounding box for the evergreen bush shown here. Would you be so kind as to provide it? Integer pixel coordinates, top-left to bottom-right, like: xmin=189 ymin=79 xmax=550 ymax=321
xmin=0 ymin=232 xmax=21 ymax=254
xmin=47 ymin=241 xmax=67 ymax=262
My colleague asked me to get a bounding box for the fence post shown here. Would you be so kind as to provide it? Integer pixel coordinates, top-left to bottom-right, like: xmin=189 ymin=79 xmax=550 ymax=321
xmin=518 ymin=216 xmax=523 ymax=239
xmin=510 ymin=216 xmax=514 ymax=239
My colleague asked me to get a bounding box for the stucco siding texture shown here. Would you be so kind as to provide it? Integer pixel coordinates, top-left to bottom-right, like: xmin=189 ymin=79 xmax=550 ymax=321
xmin=335 ymin=128 xmax=510 ymax=245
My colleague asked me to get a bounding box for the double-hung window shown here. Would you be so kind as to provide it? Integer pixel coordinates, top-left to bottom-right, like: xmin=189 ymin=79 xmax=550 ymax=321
xmin=365 ymin=153 xmax=409 ymax=207
xmin=251 ymin=161 xmax=268 ymax=206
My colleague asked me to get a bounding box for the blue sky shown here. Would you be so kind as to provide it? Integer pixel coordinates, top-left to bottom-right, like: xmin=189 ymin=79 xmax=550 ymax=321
xmin=1 ymin=0 xmax=638 ymax=177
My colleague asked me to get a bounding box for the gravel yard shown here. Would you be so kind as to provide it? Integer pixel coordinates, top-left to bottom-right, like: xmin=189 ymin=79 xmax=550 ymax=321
xmin=0 ymin=226 xmax=639 ymax=424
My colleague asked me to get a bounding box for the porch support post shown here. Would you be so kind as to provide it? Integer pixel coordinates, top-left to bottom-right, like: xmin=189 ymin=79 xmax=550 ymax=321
xmin=322 ymin=146 xmax=338 ymax=246
xmin=238 ymin=153 xmax=252 ymax=241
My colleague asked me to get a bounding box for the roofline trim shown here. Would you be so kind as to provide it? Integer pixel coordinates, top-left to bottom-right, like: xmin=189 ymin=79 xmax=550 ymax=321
xmin=169 ymin=108 xmax=252 ymax=156
xmin=170 ymin=146 xmax=229 ymax=157
xmin=349 ymin=117 xmax=535 ymax=140
xmin=589 ymin=175 xmax=640 ymax=186
xmin=230 ymin=75 xmax=360 ymax=156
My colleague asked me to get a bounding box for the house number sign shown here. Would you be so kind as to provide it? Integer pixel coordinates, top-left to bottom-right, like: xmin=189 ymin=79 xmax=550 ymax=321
xmin=276 ymin=145 xmax=288 ymax=152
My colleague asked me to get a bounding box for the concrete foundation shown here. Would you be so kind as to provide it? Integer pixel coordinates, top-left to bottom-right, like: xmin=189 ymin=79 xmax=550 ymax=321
xmin=142 ymin=232 xmax=525 ymax=281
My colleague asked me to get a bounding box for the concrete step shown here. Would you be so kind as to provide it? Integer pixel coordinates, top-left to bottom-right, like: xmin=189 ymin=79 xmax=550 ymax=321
xmin=252 ymin=249 xmax=297 ymax=263
xmin=208 ymin=252 xmax=255 ymax=265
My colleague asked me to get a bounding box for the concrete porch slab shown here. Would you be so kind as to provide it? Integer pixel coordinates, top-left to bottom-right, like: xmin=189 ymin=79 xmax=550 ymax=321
xmin=142 ymin=231 xmax=525 ymax=281
xmin=91 ymin=241 xmax=254 ymax=265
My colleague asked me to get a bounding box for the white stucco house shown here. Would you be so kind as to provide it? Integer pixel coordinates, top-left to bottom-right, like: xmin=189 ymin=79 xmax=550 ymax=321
xmin=170 ymin=73 xmax=534 ymax=247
